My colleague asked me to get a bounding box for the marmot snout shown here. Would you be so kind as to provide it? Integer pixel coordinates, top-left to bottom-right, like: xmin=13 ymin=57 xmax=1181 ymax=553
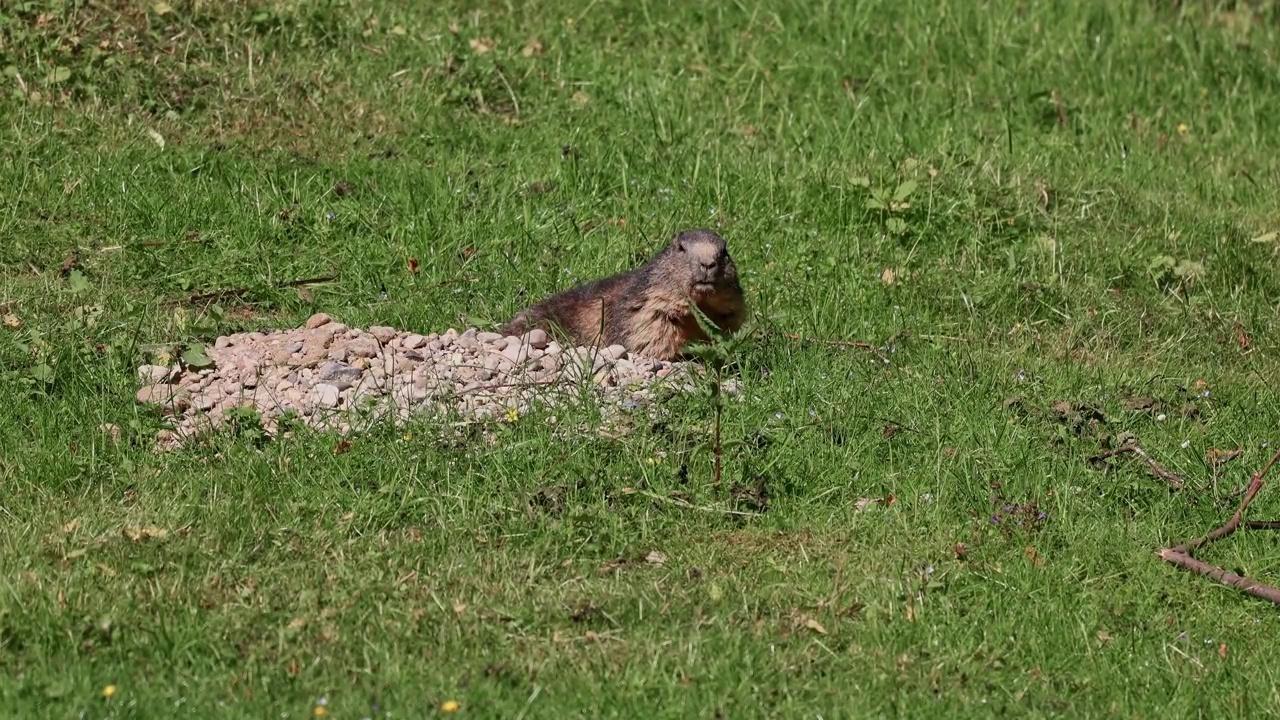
xmin=500 ymin=229 xmax=747 ymax=360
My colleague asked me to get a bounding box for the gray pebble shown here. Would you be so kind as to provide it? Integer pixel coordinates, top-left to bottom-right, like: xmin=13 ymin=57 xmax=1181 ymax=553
xmin=313 ymin=383 xmax=341 ymax=408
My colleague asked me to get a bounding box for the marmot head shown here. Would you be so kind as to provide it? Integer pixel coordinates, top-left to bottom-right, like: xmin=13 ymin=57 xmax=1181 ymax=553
xmin=663 ymin=228 xmax=739 ymax=298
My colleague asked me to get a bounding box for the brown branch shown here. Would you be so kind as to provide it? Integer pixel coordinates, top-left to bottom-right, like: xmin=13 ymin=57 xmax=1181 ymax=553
xmin=1158 ymin=549 xmax=1280 ymax=605
xmin=1092 ymin=443 xmax=1185 ymax=490
xmin=183 ymin=275 xmax=338 ymax=305
xmin=1172 ymin=448 xmax=1280 ymax=553
xmin=1158 ymin=447 xmax=1280 ymax=605
xmin=777 ymin=331 xmax=889 ymax=364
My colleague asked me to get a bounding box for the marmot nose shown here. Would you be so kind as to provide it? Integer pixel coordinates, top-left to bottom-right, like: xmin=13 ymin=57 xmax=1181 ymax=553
xmin=700 ymin=259 xmax=717 ymax=270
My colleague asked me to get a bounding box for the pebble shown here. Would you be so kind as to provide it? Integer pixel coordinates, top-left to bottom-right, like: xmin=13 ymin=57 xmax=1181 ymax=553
xmin=138 ymin=364 xmax=173 ymax=384
xmin=306 ymin=313 xmax=332 ymax=329
xmin=313 ymin=383 xmax=341 ymax=408
xmin=133 ymin=316 xmax=728 ymax=449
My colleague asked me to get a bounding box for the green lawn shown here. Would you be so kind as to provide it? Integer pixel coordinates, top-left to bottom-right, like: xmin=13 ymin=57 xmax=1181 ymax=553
xmin=4 ymin=0 xmax=1280 ymax=717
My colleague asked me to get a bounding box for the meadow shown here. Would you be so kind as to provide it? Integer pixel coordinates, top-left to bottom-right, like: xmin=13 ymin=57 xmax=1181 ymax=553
xmin=3 ymin=0 xmax=1280 ymax=717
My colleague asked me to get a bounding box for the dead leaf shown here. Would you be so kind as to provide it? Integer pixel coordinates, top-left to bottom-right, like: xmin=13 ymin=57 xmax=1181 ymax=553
xmin=1208 ymin=447 xmax=1243 ymax=468
xmin=59 ymin=251 xmax=80 ymax=276
xmin=953 ymin=542 xmax=968 ymax=560
xmin=98 ymin=423 xmax=121 ymax=443
xmin=854 ymin=497 xmax=878 ymax=512
xmin=452 ymin=600 xmax=467 ymax=617
xmin=1218 ymin=643 xmax=1228 ymax=659
xmin=644 ymin=550 xmax=667 ymax=566
xmin=407 ymin=257 xmax=420 ymax=275
xmin=333 ymin=438 xmax=353 ymax=455
xmin=62 ymin=519 xmax=81 ymax=534
xmin=1122 ymin=395 xmax=1163 ymax=413
xmin=521 ymin=38 xmax=544 ymax=57
xmin=1096 ymin=629 xmax=1113 ymax=645
xmin=122 ymin=525 xmax=168 ymax=541
xmin=804 ymin=617 xmax=827 ymax=635
xmin=881 ymin=268 xmax=897 ymax=285
xmin=1 ymin=313 xmax=20 ymax=329
xmin=571 ymin=91 xmax=590 ymax=107
xmin=1235 ymin=320 xmax=1252 ymax=350
xmin=287 ymin=617 xmax=307 ymax=630
xmin=904 ymin=603 xmax=917 ymax=622
xmin=1024 ymin=546 xmax=1045 ymax=568
xmin=741 ymin=125 xmax=758 ymax=138
xmin=469 ymin=37 xmax=496 ymax=54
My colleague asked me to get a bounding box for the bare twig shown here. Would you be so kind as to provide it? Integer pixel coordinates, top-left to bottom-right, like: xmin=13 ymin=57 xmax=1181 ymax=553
xmin=775 ymin=331 xmax=890 ymax=364
xmin=1092 ymin=443 xmax=1185 ymax=490
xmin=633 ymin=489 xmax=761 ymax=518
xmin=183 ymin=275 xmax=338 ymax=305
xmin=1159 ymin=447 xmax=1280 ymax=605
xmin=1158 ymin=549 xmax=1280 ymax=605
xmin=1172 ymin=448 xmax=1280 ymax=553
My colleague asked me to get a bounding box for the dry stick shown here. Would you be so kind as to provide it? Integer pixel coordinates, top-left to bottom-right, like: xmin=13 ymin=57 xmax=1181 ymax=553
xmin=1158 ymin=550 xmax=1280 ymax=605
xmin=777 ymin=331 xmax=891 ymax=365
xmin=1158 ymin=447 xmax=1280 ymax=605
xmin=1172 ymin=448 xmax=1280 ymax=553
xmin=1093 ymin=443 xmax=1185 ymax=490
xmin=185 ymin=275 xmax=338 ymax=305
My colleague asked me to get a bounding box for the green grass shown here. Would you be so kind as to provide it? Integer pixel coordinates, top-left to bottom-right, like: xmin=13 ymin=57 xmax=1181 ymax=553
xmin=4 ymin=0 xmax=1280 ymax=716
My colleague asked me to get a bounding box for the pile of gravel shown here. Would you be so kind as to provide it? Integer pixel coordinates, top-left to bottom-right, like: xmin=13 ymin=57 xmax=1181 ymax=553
xmin=134 ymin=313 xmax=713 ymax=450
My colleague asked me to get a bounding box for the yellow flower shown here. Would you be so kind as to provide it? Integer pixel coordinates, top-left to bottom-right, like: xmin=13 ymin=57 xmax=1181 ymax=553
xmin=1177 ymin=123 xmax=1190 ymax=136
xmin=102 ymin=684 xmax=117 ymax=699
xmin=441 ymin=699 xmax=462 ymax=713
xmin=313 ymin=706 xmax=327 ymax=718
xmin=505 ymin=407 xmax=519 ymax=422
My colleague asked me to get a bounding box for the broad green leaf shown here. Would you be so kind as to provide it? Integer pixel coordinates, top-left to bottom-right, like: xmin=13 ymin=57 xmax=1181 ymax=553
xmin=181 ymin=344 xmax=214 ymax=370
xmin=893 ymin=179 xmax=919 ymax=203
xmin=67 ymin=269 xmax=91 ymax=294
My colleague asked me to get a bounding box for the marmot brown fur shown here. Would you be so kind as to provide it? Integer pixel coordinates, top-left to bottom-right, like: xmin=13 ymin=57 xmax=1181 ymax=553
xmin=500 ymin=229 xmax=747 ymax=360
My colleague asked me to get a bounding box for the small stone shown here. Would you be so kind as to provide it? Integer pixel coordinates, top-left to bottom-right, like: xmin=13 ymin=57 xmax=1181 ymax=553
xmin=317 ymin=361 xmax=362 ymax=390
xmin=602 ymin=344 xmax=628 ymax=361
xmin=349 ymin=338 xmax=379 ymax=358
xmin=215 ymin=336 xmax=232 ymax=349
xmin=154 ymin=429 xmax=181 ymax=450
xmin=477 ymin=331 xmax=504 ymax=343
xmin=313 ymin=383 xmax=341 ymax=408
xmin=99 ymin=423 xmax=122 ymax=443
xmin=305 ymin=312 xmax=332 ymax=329
xmin=194 ymin=393 xmax=216 ymax=411
xmin=135 ymin=384 xmax=186 ymax=409
xmin=502 ymin=344 xmax=529 ymax=364
xmin=137 ymin=364 xmax=172 ymax=384
xmin=285 ymin=341 xmax=304 ymax=354
xmin=526 ymin=328 xmax=549 ymax=349
xmin=403 ymin=334 xmax=426 ymax=350
xmin=370 ymin=326 xmax=397 ymax=344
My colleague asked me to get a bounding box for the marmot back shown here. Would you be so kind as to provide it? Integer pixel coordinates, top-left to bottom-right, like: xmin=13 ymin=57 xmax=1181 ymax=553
xmin=501 ymin=229 xmax=746 ymax=360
